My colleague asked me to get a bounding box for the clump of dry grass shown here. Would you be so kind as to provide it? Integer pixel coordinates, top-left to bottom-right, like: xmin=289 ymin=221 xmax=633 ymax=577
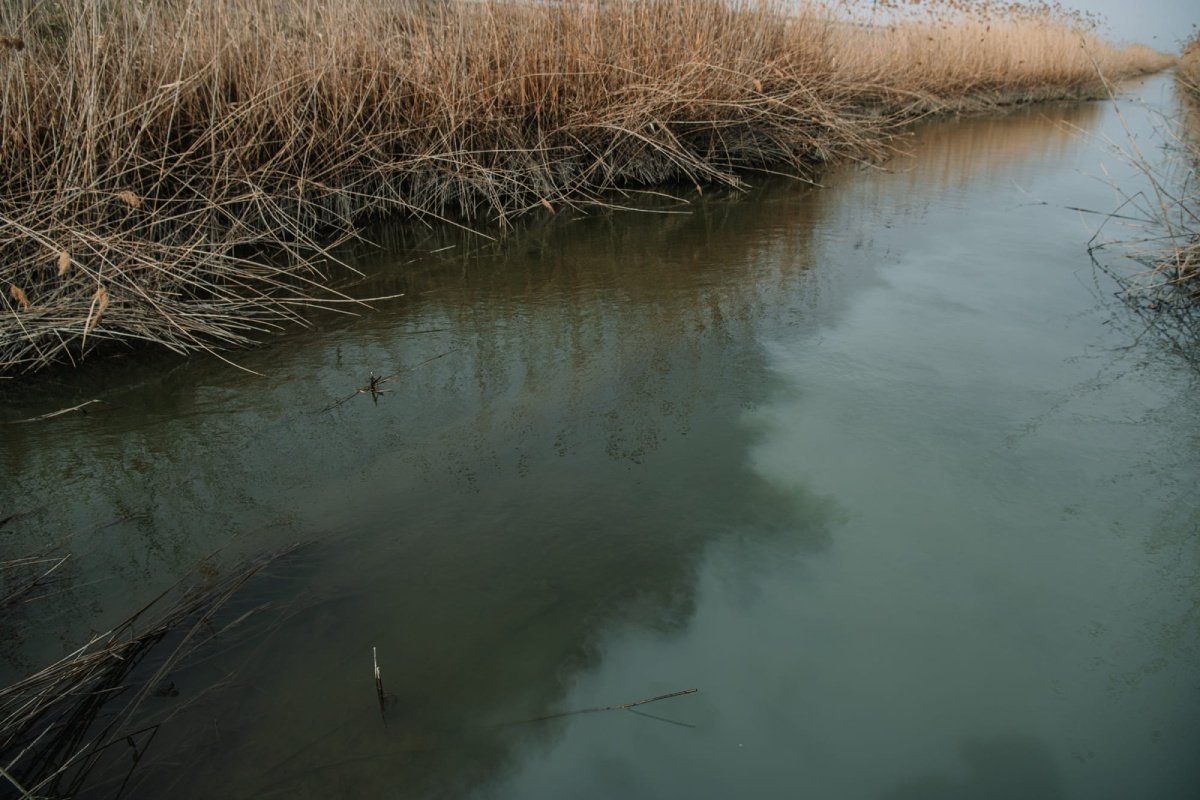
xmin=1 ymin=547 xmax=295 ymax=798
xmin=1177 ymin=36 xmax=1200 ymax=313
xmin=0 ymin=0 xmax=1175 ymax=375
xmin=1089 ymin=60 xmax=1200 ymax=361
xmin=1174 ymin=38 xmax=1200 ymax=312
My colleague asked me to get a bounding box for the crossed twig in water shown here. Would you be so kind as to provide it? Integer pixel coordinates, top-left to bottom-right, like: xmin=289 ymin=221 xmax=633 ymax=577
xmin=322 ymin=351 xmax=452 ymax=413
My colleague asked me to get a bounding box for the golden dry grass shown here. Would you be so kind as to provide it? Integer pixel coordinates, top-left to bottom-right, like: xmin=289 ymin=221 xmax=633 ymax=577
xmin=0 ymin=0 xmax=1175 ymax=374
xmin=1179 ymin=35 xmax=1200 ymax=100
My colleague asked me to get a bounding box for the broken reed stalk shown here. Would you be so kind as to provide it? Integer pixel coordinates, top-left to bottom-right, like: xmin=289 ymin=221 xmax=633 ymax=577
xmin=0 ymin=0 xmax=1176 ymax=376
xmin=0 ymin=546 xmax=298 ymax=799
xmin=373 ymin=647 xmax=387 ymax=717
xmin=3 ymin=398 xmax=103 ymax=424
xmin=0 ymin=552 xmax=71 ymax=609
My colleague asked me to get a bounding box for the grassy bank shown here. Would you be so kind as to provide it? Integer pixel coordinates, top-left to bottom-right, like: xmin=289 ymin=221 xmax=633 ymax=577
xmin=0 ymin=0 xmax=1174 ymax=374
xmin=1173 ymin=38 xmax=1200 ymax=314
xmin=1090 ymin=34 xmax=1199 ymax=361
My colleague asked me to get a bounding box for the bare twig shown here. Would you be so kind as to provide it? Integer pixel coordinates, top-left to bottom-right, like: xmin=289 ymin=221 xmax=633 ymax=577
xmin=0 ymin=554 xmax=70 ymax=609
xmin=508 ymin=688 xmax=698 ymax=725
xmin=322 ymin=351 xmax=453 ymax=413
xmin=372 ymin=648 xmax=387 ymax=720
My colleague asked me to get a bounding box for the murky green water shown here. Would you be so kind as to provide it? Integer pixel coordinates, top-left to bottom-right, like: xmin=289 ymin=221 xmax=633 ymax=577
xmin=2 ymin=75 xmax=1198 ymax=799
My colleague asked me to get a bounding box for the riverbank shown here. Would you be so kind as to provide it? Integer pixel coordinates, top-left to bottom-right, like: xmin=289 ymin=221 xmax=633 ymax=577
xmin=1179 ymin=41 xmax=1200 ymax=308
xmin=1172 ymin=34 xmax=1199 ymax=309
xmin=0 ymin=0 xmax=1175 ymax=375
xmin=1095 ymin=33 xmax=1199 ymax=355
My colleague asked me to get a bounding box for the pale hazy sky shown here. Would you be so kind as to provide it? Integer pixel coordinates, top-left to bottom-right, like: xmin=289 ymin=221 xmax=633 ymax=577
xmin=1060 ymin=0 xmax=1198 ymax=49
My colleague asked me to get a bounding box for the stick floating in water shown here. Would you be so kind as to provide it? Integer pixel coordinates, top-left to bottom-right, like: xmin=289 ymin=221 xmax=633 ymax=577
xmin=5 ymin=399 xmax=104 ymax=424
xmin=373 ymin=647 xmax=388 ymax=718
xmin=510 ymin=688 xmax=699 ymax=725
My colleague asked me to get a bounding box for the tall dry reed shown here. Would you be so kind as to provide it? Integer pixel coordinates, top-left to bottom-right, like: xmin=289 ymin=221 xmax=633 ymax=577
xmin=0 ymin=0 xmax=1174 ymax=374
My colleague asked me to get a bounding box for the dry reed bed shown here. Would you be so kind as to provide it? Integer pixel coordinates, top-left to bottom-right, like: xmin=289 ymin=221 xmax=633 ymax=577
xmin=0 ymin=0 xmax=1174 ymax=374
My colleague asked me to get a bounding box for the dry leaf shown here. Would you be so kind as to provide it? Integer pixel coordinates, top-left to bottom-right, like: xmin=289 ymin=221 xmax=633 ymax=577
xmin=116 ymin=190 xmax=142 ymax=208
xmin=540 ymin=198 xmax=555 ymax=214
xmin=9 ymin=284 xmax=30 ymax=311
xmin=57 ymin=250 xmax=71 ymax=276
xmin=753 ymin=79 xmax=763 ymax=92
xmin=86 ymin=286 xmax=110 ymax=333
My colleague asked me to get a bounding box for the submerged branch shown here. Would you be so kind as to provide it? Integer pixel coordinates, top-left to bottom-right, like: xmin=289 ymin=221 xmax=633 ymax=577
xmin=509 ymin=688 xmax=699 ymax=725
xmin=322 ymin=351 xmax=453 ymax=412
xmin=4 ymin=399 xmax=104 ymax=424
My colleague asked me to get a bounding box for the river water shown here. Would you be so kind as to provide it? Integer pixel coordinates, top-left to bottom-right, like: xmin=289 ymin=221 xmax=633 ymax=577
xmin=2 ymin=75 xmax=1198 ymax=799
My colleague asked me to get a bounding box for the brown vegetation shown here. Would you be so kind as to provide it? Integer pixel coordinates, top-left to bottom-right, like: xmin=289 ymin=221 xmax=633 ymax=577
xmin=1178 ymin=33 xmax=1200 ymax=99
xmin=1 ymin=546 xmax=295 ymax=798
xmin=0 ymin=0 xmax=1175 ymax=374
xmin=1090 ymin=35 xmax=1199 ymax=359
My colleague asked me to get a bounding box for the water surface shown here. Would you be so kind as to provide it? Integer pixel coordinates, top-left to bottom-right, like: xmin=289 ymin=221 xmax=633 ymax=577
xmin=1 ymin=75 xmax=1197 ymax=799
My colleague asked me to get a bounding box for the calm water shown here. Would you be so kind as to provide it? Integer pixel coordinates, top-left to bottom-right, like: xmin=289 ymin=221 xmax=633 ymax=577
xmin=2 ymin=75 xmax=1198 ymax=799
